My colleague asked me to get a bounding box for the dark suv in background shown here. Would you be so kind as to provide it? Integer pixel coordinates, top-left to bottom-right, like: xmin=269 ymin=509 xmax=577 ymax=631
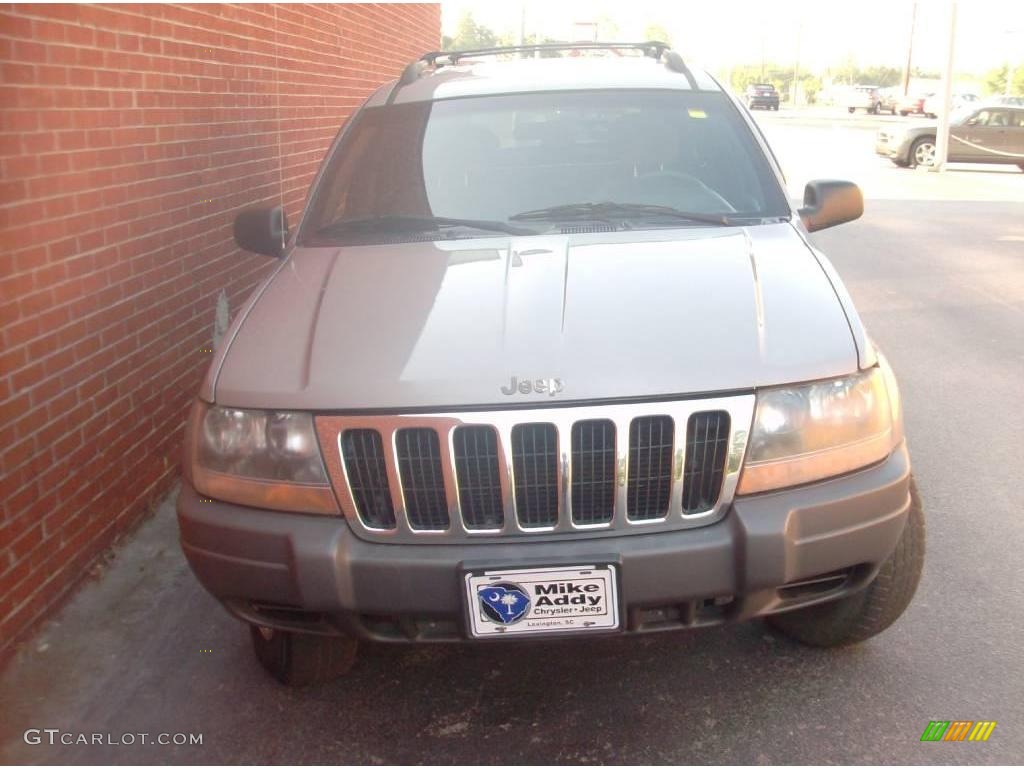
xmin=745 ymin=83 xmax=780 ymax=110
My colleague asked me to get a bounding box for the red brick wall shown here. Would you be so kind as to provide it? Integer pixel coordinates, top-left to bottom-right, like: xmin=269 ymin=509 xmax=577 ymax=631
xmin=0 ymin=3 xmax=440 ymax=657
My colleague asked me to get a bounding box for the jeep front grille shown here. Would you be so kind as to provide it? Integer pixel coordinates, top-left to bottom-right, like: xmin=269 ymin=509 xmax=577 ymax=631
xmin=317 ymin=395 xmax=754 ymax=543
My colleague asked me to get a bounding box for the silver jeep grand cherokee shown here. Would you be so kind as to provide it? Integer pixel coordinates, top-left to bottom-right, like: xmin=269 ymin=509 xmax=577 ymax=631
xmin=177 ymin=43 xmax=923 ymax=685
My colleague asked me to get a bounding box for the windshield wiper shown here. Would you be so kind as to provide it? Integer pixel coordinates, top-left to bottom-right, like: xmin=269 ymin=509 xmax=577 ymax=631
xmin=318 ymin=214 xmax=534 ymax=237
xmin=509 ymin=202 xmax=732 ymax=226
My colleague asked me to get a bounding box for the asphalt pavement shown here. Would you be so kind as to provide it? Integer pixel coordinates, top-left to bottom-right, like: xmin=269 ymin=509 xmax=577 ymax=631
xmin=1 ymin=109 xmax=1023 ymax=765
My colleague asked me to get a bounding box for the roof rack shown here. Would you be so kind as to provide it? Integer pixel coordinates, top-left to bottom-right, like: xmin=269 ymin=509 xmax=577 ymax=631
xmin=421 ymin=41 xmax=669 ymax=66
xmin=399 ymin=41 xmax=699 ymax=90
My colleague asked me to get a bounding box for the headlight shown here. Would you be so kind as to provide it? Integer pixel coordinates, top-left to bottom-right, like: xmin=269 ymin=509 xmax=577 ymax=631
xmin=737 ymin=364 xmax=901 ymax=495
xmin=184 ymin=402 xmax=338 ymax=514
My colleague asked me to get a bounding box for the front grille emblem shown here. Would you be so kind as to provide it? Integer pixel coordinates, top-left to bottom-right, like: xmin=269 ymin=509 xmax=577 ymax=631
xmin=500 ymin=376 xmax=563 ymax=396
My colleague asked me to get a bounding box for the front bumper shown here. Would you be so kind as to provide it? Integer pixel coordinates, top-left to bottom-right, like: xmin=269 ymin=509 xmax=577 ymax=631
xmin=177 ymin=442 xmax=912 ymax=642
xmin=875 ymin=133 xmax=911 ymax=160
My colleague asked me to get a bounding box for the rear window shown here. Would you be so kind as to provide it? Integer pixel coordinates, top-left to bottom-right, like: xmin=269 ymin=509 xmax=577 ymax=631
xmin=302 ymin=89 xmax=789 ymax=245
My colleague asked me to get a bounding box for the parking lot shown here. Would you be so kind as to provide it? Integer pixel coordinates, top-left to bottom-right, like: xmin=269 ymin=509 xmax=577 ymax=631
xmin=2 ymin=108 xmax=1023 ymax=765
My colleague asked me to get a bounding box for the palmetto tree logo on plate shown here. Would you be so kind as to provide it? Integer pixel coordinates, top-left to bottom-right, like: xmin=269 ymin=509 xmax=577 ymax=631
xmin=477 ymin=582 xmax=531 ymax=624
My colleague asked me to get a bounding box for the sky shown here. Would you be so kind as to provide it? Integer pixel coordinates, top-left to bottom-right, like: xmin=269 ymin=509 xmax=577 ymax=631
xmin=441 ymin=0 xmax=1024 ymax=77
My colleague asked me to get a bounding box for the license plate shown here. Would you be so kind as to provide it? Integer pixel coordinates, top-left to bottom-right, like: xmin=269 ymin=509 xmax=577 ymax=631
xmin=464 ymin=564 xmax=619 ymax=638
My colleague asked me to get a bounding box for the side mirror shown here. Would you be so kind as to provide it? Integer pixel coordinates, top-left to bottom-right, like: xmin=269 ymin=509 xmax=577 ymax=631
xmin=798 ymin=180 xmax=863 ymax=233
xmin=234 ymin=205 xmax=288 ymax=258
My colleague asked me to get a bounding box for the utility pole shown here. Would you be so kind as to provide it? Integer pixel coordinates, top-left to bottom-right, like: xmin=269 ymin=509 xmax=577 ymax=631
xmin=933 ymin=1 xmax=957 ymax=173
xmin=761 ymin=34 xmax=766 ymax=80
xmin=1006 ymin=30 xmax=1017 ymax=97
xmin=792 ymin=22 xmax=802 ymax=106
xmin=902 ymin=0 xmax=917 ymax=96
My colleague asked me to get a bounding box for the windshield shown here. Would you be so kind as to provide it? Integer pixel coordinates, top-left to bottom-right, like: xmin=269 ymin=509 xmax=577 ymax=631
xmin=301 ymin=90 xmax=789 ymax=245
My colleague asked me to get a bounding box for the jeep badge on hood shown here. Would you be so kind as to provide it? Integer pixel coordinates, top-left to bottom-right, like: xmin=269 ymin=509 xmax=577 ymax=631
xmin=501 ymin=376 xmax=564 ymax=396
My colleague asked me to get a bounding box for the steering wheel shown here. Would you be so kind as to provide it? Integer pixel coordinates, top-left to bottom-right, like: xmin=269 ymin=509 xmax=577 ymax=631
xmin=628 ymin=170 xmax=738 ymax=212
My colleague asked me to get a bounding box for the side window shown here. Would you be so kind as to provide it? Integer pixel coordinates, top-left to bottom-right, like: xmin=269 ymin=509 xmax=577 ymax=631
xmin=987 ymin=110 xmax=1010 ymax=127
xmin=970 ymin=110 xmax=991 ymax=126
xmin=1009 ymin=110 xmax=1024 ymax=128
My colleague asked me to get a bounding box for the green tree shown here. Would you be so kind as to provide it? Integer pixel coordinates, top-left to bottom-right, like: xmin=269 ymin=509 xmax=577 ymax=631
xmin=984 ymin=63 xmax=1024 ymax=96
xmin=446 ymin=12 xmax=498 ymax=51
xmin=798 ymin=74 xmax=822 ymax=104
xmin=644 ymin=24 xmax=672 ymax=46
xmin=826 ymin=60 xmax=901 ymax=87
xmin=496 ymin=31 xmax=566 ymax=57
xmin=730 ymin=63 xmax=790 ymax=95
xmin=728 ymin=64 xmax=823 ymax=105
xmin=859 ymin=65 xmax=902 ymax=87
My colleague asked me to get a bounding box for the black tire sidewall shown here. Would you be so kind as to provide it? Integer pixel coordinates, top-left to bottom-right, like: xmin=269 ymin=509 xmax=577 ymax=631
xmin=767 ymin=477 xmax=925 ymax=648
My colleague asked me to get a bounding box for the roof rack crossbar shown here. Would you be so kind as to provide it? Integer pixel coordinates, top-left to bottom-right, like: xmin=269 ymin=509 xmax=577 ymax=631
xmin=420 ymin=41 xmax=672 ymax=67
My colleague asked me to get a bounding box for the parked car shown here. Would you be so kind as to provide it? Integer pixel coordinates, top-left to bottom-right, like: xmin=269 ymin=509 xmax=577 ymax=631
xmin=878 ymin=87 xmax=900 ymax=115
xmin=745 ymin=82 xmax=780 ymax=110
xmin=876 ymin=104 xmax=1024 ymax=169
xmin=897 ymin=91 xmax=933 ymax=116
xmin=844 ymin=84 xmax=882 ymax=114
xmin=922 ymin=91 xmax=979 ymax=118
xmin=179 ymin=42 xmax=923 ymax=686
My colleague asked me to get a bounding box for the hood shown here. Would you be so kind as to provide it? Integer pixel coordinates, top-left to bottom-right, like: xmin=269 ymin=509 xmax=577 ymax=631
xmin=210 ymin=224 xmax=862 ymax=410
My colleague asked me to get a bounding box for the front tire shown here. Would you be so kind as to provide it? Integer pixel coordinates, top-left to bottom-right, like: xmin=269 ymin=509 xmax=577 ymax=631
xmin=250 ymin=625 xmax=358 ymax=686
xmin=768 ymin=478 xmax=924 ymax=648
xmin=910 ymin=136 xmax=937 ymax=167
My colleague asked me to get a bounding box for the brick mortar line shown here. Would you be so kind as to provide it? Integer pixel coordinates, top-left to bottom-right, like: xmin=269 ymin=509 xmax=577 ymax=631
xmin=0 ymin=6 xmax=426 ymax=71
xmin=1 ymin=253 xmax=268 ymax=415
xmin=3 ymin=253 xmax=267 ymax=416
xmin=0 ymin=148 xmax=320 ymax=214
xmin=2 ymin=312 xmax=237 ymax=489
xmin=0 ymin=461 xmax=182 ymax=649
xmin=1 ymin=149 xmax=319 ymax=229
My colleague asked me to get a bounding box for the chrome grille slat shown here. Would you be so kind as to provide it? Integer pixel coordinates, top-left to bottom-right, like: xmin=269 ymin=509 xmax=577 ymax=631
xmin=494 ymin=423 xmax=518 ymax=534
xmin=396 ymin=428 xmax=450 ymax=530
xmin=317 ymin=395 xmax=755 ymax=544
